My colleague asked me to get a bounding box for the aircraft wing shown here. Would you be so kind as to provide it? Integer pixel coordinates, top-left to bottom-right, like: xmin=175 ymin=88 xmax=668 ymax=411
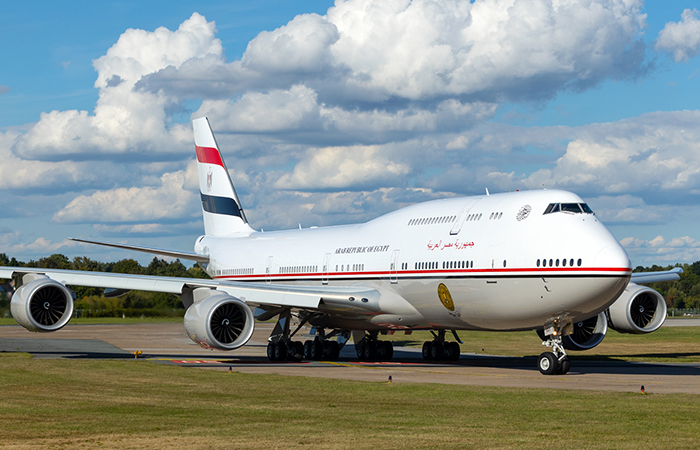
xmin=630 ymin=267 xmax=683 ymax=284
xmin=0 ymin=266 xmax=380 ymax=313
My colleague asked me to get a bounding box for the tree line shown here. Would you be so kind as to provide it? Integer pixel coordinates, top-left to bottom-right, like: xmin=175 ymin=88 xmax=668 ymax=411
xmin=0 ymin=253 xmax=209 ymax=318
xmin=634 ymin=261 xmax=700 ymax=309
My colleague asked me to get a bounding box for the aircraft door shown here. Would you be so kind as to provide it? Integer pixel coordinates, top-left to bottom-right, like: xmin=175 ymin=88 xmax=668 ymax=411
xmin=390 ymin=249 xmax=400 ymax=284
xmin=450 ymin=199 xmax=480 ymax=235
xmin=322 ymin=253 xmax=331 ymax=285
xmin=266 ymin=256 xmax=273 ymax=284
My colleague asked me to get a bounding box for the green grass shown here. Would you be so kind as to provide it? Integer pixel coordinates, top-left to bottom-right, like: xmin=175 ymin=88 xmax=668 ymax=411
xmin=0 ymin=355 xmax=698 ymax=449
xmin=0 ymin=316 xmax=183 ymax=326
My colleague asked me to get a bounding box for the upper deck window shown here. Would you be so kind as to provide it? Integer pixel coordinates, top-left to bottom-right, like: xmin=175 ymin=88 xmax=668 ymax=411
xmin=543 ymin=203 xmax=594 ymax=215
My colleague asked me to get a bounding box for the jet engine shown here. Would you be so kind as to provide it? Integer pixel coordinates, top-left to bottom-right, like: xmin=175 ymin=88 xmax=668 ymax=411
xmin=562 ymin=311 xmax=608 ymax=350
xmin=10 ymin=274 xmax=74 ymax=332
xmin=183 ymin=289 xmax=254 ymax=350
xmin=607 ymin=283 xmax=666 ymax=334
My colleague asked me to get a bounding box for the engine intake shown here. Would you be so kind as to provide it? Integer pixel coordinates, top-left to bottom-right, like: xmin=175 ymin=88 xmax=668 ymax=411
xmin=184 ymin=288 xmax=254 ymax=350
xmin=11 ymin=274 xmax=74 ymax=332
xmin=562 ymin=311 xmax=607 ymax=350
xmin=607 ymin=283 xmax=666 ymax=334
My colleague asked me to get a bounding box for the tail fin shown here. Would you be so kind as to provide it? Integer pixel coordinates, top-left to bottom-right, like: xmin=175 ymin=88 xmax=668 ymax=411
xmin=193 ymin=117 xmax=254 ymax=236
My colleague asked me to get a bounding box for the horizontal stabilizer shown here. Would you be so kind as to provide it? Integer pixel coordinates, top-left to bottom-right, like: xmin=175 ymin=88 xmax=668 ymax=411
xmin=69 ymin=238 xmax=209 ymax=263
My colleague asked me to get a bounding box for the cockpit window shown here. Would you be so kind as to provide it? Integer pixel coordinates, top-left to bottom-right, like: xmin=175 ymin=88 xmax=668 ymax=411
xmin=543 ymin=203 xmax=594 ymax=215
xmin=561 ymin=203 xmax=581 ymax=213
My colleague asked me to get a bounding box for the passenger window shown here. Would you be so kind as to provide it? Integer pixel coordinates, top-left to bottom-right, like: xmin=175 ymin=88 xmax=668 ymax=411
xmin=570 ymin=259 xmax=574 ymax=266
xmin=577 ymin=259 xmax=582 ymax=267
xmin=537 ymin=259 xmax=540 ymax=267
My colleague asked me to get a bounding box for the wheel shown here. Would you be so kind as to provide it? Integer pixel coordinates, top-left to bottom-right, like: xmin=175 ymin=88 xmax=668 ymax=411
xmin=383 ymin=341 xmax=393 ymax=361
xmin=376 ymin=340 xmax=387 ymax=360
xmin=537 ymin=352 xmax=558 ymax=375
xmin=556 ymin=356 xmax=570 ymax=375
xmin=355 ymin=339 xmax=365 ymax=359
xmin=274 ymin=341 xmax=287 ymax=361
xmin=329 ymin=341 xmax=340 ymax=360
xmin=303 ymin=340 xmax=312 ymax=360
xmin=362 ymin=340 xmax=376 ymax=360
xmin=430 ymin=341 xmax=444 ymax=360
xmin=422 ymin=341 xmax=432 ymax=360
xmin=267 ymin=342 xmax=275 ymax=361
xmin=449 ymin=342 xmax=461 ymax=361
xmin=293 ymin=341 xmax=304 ymax=360
xmin=310 ymin=340 xmax=323 ymax=360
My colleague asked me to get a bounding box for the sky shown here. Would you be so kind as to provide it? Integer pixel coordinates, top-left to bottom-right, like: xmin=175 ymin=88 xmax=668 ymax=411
xmin=1 ymin=0 xmax=700 ymax=267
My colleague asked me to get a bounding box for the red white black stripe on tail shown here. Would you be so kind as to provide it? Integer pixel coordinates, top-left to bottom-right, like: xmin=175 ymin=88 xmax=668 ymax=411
xmin=193 ymin=117 xmax=254 ymax=237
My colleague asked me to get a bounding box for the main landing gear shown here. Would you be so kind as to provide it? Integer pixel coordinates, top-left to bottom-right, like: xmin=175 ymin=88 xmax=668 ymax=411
xmin=422 ymin=330 xmax=461 ymax=361
xmin=537 ymin=318 xmax=571 ymax=375
xmin=266 ymin=309 xmax=348 ymax=362
xmin=354 ymin=331 xmax=394 ymax=361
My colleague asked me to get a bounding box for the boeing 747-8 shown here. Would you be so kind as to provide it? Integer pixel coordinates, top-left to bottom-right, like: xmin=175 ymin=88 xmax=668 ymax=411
xmin=0 ymin=117 xmax=680 ymax=375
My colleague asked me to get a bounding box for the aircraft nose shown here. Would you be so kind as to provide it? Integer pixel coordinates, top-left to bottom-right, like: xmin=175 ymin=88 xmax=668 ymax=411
xmin=594 ymin=243 xmax=631 ymax=270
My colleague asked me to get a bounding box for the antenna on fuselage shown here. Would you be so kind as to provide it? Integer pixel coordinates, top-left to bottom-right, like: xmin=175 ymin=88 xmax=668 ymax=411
xmin=485 ymin=188 xmax=490 ymax=196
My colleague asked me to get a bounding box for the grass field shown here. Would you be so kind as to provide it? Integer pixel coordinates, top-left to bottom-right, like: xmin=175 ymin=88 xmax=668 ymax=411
xmin=0 ymin=353 xmax=699 ymax=449
xmin=0 ymin=316 xmax=183 ymax=326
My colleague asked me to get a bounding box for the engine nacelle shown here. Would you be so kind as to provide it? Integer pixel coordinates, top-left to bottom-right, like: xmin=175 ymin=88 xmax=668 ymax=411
xmin=607 ymin=283 xmax=666 ymax=334
xmin=10 ymin=274 xmax=74 ymax=332
xmin=562 ymin=311 xmax=607 ymax=351
xmin=184 ymin=289 xmax=254 ymax=351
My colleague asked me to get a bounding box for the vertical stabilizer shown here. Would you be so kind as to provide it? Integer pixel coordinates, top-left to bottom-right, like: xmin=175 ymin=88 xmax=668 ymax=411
xmin=193 ymin=117 xmax=254 ymax=236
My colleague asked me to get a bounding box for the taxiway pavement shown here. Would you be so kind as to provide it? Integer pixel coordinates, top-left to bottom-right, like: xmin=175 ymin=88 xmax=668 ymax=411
xmin=1 ymin=321 xmax=699 ymax=394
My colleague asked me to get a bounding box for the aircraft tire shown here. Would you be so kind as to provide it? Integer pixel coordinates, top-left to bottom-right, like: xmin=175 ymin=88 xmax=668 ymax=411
xmin=362 ymin=341 xmax=376 ymax=360
xmin=303 ymin=340 xmax=312 ymax=360
xmin=274 ymin=341 xmax=287 ymax=361
xmin=449 ymin=342 xmax=461 ymax=361
xmin=310 ymin=340 xmax=323 ymax=360
xmin=329 ymin=341 xmax=340 ymax=360
xmin=422 ymin=341 xmax=432 ymax=360
xmin=383 ymin=341 xmax=393 ymax=361
xmin=556 ymin=356 xmax=570 ymax=375
xmin=430 ymin=341 xmax=444 ymax=360
xmin=537 ymin=352 xmax=558 ymax=375
xmin=267 ymin=342 xmax=275 ymax=361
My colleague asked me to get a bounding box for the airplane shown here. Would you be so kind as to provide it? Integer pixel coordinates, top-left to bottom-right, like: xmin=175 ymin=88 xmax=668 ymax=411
xmin=0 ymin=117 xmax=681 ymax=376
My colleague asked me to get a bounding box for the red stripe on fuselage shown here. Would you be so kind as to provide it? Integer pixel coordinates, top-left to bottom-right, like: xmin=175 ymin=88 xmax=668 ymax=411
xmin=211 ymin=267 xmax=632 ymax=281
xmin=196 ymin=146 xmax=224 ymax=167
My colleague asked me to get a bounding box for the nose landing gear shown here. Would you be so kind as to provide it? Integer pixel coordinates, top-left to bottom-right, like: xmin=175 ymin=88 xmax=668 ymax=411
xmin=538 ymin=318 xmax=572 ymax=375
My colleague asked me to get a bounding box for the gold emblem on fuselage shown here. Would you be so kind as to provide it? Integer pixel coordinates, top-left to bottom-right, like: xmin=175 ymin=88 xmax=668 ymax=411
xmin=437 ymin=283 xmax=455 ymax=311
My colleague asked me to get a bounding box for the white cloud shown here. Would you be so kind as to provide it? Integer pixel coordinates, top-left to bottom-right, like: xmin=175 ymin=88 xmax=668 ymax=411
xmin=0 ymin=130 xmax=118 ymax=191
xmin=0 ymin=85 xmax=9 ymax=95
xmin=12 ymin=13 xmax=221 ymax=160
xmin=587 ymin=195 xmax=670 ymax=225
xmin=621 ymin=235 xmax=700 ymax=264
xmin=52 ymin=168 xmax=198 ymax=224
xmin=274 ymin=144 xmax=410 ymax=190
xmin=520 ymin=110 xmax=700 ymax=196
xmin=656 ymin=9 xmax=700 ymax=62
xmin=0 ymin=230 xmax=75 ymax=255
xmin=144 ymin=0 xmax=648 ymax=108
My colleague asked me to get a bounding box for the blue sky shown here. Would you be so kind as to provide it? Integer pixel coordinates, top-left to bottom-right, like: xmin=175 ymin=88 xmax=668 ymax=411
xmin=2 ymin=0 xmax=700 ymax=266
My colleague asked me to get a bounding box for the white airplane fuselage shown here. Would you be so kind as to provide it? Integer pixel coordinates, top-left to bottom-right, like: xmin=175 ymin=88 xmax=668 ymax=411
xmin=196 ymin=189 xmax=631 ymax=332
